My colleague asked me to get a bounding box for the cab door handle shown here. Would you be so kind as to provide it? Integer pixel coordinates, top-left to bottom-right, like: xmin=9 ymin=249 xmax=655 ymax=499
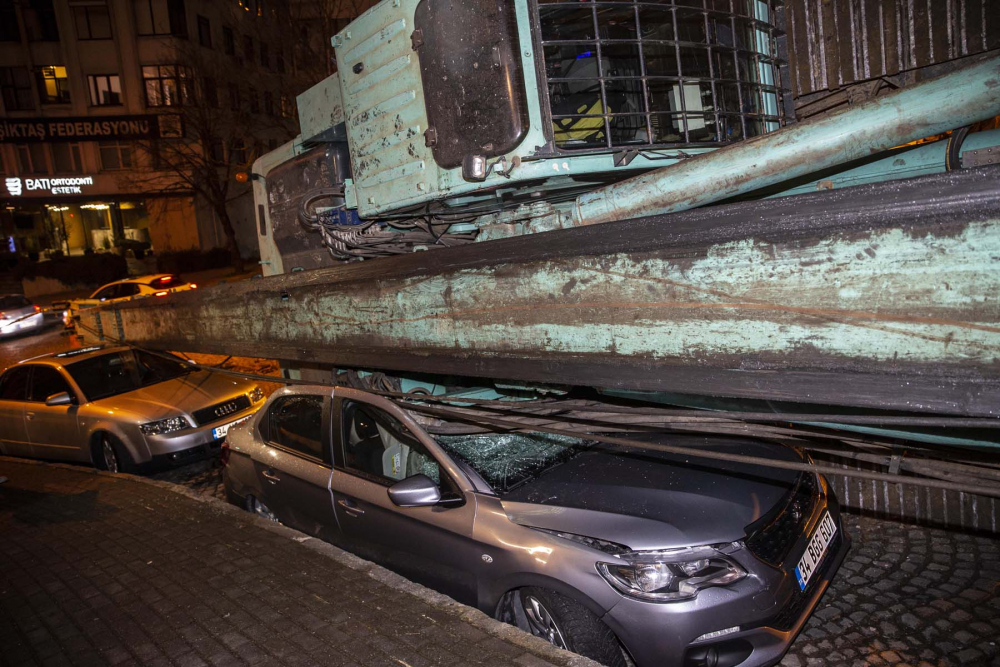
xmin=262 ymin=469 xmax=280 ymax=484
xmin=338 ymin=498 xmax=364 ymax=515
xmin=26 ymin=412 xmax=36 ymax=420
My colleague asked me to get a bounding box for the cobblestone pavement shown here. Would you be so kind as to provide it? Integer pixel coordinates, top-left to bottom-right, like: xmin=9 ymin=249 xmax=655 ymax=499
xmin=781 ymin=515 xmax=1000 ymax=667
xmin=0 ymin=459 xmax=596 ymax=667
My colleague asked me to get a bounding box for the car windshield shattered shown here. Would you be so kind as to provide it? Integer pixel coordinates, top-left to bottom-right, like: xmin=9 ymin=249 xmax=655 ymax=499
xmin=436 ymin=432 xmax=591 ymax=494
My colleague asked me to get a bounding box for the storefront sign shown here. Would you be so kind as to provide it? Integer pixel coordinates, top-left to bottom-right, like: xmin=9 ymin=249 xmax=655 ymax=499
xmin=5 ymin=176 xmax=96 ymax=195
xmin=0 ymin=114 xmax=179 ymax=143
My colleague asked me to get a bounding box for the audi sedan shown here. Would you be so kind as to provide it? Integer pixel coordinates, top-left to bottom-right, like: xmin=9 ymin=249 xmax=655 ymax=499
xmin=0 ymin=345 xmax=264 ymax=472
xmin=223 ymin=386 xmax=849 ymax=667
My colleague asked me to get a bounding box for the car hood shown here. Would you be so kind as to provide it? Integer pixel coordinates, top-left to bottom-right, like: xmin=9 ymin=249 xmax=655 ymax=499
xmin=91 ymin=370 xmax=253 ymax=422
xmin=500 ymin=436 xmax=802 ymax=551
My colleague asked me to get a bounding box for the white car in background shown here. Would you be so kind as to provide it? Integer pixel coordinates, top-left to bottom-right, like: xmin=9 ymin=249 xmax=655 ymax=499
xmin=0 ymin=294 xmax=44 ymax=338
xmin=63 ymin=274 xmax=197 ymax=332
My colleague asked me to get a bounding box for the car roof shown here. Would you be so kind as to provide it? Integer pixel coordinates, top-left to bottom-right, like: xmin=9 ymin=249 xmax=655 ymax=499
xmin=107 ymin=274 xmax=177 ymax=286
xmin=18 ymin=344 xmax=131 ymax=367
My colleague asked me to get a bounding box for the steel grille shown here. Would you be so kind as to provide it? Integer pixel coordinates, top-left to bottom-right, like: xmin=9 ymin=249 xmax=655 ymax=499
xmin=192 ymin=395 xmax=251 ymax=427
xmin=535 ymin=0 xmax=784 ymax=153
xmin=745 ymin=471 xmax=818 ymax=566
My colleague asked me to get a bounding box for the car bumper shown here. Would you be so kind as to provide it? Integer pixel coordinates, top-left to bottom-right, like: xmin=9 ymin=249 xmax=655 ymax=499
xmin=0 ymin=313 xmax=44 ymax=336
xmin=604 ymin=479 xmax=850 ymax=667
xmin=143 ymin=408 xmax=258 ymax=464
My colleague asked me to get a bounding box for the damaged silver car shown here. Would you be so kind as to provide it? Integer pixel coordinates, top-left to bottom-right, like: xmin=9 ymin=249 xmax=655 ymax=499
xmin=222 ymin=386 xmax=848 ymax=667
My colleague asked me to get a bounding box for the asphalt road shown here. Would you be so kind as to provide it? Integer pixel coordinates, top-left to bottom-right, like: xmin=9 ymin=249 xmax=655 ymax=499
xmin=0 ymin=318 xmax=80 ymax=371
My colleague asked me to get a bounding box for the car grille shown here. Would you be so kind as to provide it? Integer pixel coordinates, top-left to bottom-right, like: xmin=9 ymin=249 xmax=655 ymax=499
xmin=192 ymin=395 xmax=251 ymax=426
xmin=745 ymin=471 xmax=819 ymax=567
xmin=766 ymin=530 xmax=843 ymax=632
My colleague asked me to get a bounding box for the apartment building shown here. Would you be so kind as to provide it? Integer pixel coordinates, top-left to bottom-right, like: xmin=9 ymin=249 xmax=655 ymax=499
xmin=0 ymin=0 xmax=316 ymax=260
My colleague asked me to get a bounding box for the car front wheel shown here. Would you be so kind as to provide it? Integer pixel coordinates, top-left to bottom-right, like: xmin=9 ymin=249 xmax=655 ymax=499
xmin=97 ymin=435 xmax=135 ymax=474
xmin=503 ymin=587 xmax=626 ymax=667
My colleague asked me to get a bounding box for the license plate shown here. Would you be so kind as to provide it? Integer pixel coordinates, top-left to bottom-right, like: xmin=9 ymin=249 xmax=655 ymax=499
xmin=213 ymin=416 xmax=249 ymax=439
xmin=794 ymin=511 xmax=837 ymax=591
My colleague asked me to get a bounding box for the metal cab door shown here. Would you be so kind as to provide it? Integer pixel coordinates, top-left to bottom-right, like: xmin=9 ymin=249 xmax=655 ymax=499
xmin=251 ymin=389 xmax=340 ymax=542
xmin=330 ymin=390 xmax=481 ymax=606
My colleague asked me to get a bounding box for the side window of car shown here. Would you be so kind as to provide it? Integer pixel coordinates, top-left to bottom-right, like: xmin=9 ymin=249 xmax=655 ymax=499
xmin=268 ymin=395 xmax=327 ymax=464
xmin=341 ymin=401 xmax=441 ymax=486
xmin=119 ymin=284 xmax=140 ymax=298
xmin=93 ymin=285 xmax=116 ymax=301
xmin=28 ymin=367 xmax=73 ymax=403
xmin=0 ymin=367 xmax=31 ymax=401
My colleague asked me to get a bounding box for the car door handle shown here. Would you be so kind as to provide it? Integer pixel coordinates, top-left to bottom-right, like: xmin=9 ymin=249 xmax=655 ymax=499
xmin=337 ymin=498 xmax=364 ymax=515
xmin=261 ymin=470 xmax=280 ymax=484
xmin=26 ymin=412 xmax=35 ymax=420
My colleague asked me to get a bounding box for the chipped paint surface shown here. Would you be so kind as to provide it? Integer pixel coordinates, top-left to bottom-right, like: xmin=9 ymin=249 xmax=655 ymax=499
xmin=79 ymin=169 xmax=1000 ymax=415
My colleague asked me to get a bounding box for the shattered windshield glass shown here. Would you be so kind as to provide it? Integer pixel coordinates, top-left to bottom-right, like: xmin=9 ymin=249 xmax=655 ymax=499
xmin=436 ymin=432 xmax=591 ymax=494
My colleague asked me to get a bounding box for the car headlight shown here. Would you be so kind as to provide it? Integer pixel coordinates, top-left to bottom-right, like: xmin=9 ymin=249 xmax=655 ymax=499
xmin=248 ymin=386 xmax=265 ymax=403
xmin=597 ymin=545 xmax=745 ymax=602
xmin=140 ymin=416 xmax=190 ymax=435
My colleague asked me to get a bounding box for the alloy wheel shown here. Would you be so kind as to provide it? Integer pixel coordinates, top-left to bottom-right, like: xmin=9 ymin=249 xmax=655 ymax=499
xmin=522 ymin=595 xmax=568 ymax=649
xmin=102 ymin=439 xmax=119 ymax=473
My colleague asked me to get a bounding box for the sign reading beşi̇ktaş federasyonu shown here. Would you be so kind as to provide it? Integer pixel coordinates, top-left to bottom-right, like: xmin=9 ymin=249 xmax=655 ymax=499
xmin=0 ymin=115 xmax=167 ymax=143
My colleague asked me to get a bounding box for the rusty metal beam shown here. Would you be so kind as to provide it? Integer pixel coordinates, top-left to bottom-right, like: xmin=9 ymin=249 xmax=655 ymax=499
xmin=81 ymin=166 xmax=1000 ymax=417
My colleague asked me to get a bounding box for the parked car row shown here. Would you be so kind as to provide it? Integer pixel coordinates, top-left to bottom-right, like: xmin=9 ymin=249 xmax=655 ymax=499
xmin=0 ymin=341 xmax=848 ymax=667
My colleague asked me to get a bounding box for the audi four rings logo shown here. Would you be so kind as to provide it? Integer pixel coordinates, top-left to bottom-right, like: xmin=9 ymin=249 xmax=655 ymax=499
xmin=214 ymin=402 xmax=238 ymax=417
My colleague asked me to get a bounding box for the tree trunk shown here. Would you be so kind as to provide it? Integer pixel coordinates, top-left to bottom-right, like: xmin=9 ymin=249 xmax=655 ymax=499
xmin=215 ymin=204 xmax=245 ymax=273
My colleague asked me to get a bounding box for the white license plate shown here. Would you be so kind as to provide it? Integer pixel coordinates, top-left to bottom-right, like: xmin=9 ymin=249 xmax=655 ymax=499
xmin=213 ymin=416 xmax=249 ymax=440
xmin=794 ymin=511 xmax=837 ymax=591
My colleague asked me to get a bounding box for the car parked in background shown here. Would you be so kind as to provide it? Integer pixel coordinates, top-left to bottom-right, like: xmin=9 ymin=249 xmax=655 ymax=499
xmin=0 ymin=294 xmax=44 ymax=338
xmin=223 ymin=386 xmax=849 ymax=667
xmin=62 ymin=274 xmax=197 ymax=331
xmin=0 ymin=345 xmax=264 ymax=472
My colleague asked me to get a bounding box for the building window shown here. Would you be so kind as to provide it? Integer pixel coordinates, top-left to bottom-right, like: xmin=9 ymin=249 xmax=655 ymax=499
xmin=24 ymin=0 xmax=60 ymax=42
xmin=51 ymin=143 xmax=83 ymax=173
xmin=243 ymin=35 xmax=253 ymax=62
xmin=229 ymin=141 xmax=246 ymax=165
xmin=0 ymin=0 xmax=20 ymax=41
xmin=99 ymin=141 xmax=133 ymax=170
xmin=202 ymin=77 xmax=218 ymax=108
xmin=142 ymin=65 xmax=191 ymax=107
xmin=73 ymin=3 xmax=113 ymax=40
xmin=134 ymin=0 xmax=186 ymax=37
xmin=228 ymin=83 xmax=239 ymax=111
xmin=259 ymin=43 xmax=268 ymax=68
xmin=17 ymin=144 xmax=49 ymax=174
xmin=264 ymin=91 xmax=273 ymax=116
xmin=280 ymin=95 xmax=292 ymax=118
xmin=197 ymin=15 xmax=211 ymax=48
xmin=209 ymin=140 xmax=224 ymax=163
xmin=248 ymin=87 xmax=259 ymax=114
xmin=88 ymin=74 xmax=121 ymax=106
xmin=1 ymin=67 xmax=35 ymax=111
xmin=276 ymin=51 xmax=285 ymax=74
xmin=222 ymin=25 xmax=234 ymax=55
xmin=37 ymin=66 xmax=71 ymax=104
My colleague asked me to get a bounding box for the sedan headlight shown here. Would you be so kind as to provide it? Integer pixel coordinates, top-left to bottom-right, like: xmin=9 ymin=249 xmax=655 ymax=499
xmin=140 ymin=416 xmax=191 ymax=436
xmin=248 ymin=386 xmax=265 ymax=403
xmin=597 ymin=545 xmax=745 ymax=602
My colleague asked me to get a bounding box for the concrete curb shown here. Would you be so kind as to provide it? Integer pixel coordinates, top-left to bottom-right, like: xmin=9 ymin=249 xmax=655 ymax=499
xmin=0 ymin=456 xmax=603 ymax=667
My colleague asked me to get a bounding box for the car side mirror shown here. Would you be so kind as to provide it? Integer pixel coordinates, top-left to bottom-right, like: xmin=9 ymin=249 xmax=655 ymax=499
xmin=45 ymin=392 xmax=73 ymax=407
xmin=387 ymin=474 xmax=442 ymax=507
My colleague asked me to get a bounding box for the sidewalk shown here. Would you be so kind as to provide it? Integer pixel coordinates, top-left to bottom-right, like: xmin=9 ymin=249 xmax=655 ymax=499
xmin=0 ymin=459 xmax=598 ymax=667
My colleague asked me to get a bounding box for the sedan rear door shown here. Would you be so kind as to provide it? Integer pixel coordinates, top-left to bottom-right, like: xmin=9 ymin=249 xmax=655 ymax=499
xmin=251 ymin=391 xmax=340 ymax=541
xmin=0 ymin=367 xmax=32 ymax=457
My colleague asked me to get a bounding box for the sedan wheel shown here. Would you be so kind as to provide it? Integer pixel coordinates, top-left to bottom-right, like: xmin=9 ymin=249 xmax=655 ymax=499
xmin=522 ymin=594 xmax=568 ymax=649
xmin=102 ymin=438 xmax=120 ymax=473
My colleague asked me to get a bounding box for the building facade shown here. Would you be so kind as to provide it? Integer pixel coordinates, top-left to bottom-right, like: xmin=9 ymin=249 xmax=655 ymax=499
xmin=0 ymin=0 xmax=314 ymax=261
